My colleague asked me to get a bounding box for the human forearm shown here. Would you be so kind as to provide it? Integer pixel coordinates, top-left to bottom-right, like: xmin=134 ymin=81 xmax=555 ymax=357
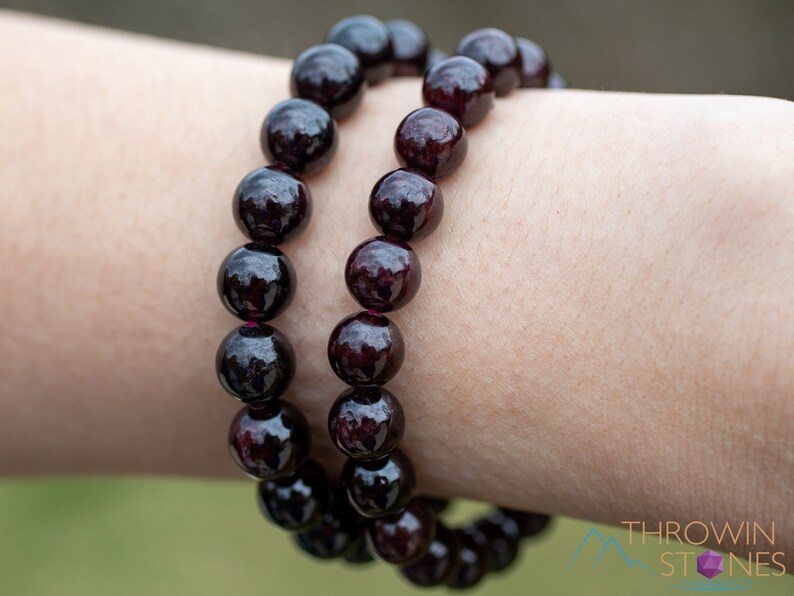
xmin=1 ymin=11 xmax=792 ymax=563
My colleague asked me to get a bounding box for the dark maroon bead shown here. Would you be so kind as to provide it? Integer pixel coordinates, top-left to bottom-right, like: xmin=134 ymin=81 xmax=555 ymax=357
xmin=345 ymin=532 xmax=375 ymax=564
xmin=516 ymin=37 xmax=551 ymax=88
xmin=216 ymin=323 xmax=295 ymax=403
xmin=400 ymin=523 xmax=461 ymax=587
xmin=423 ymin=56 xmax=494 ymax=128
xmin=455 ymin=28 xmax=521 ymax=97
xmin=290 ymin=44 xmax=365 ymax=120
xmin=228 ymin=401 xmax=309 ymax=480
xmin=294 ymin=496 xmax=360 ymax=560
xmin=257 ymin=459 xmax=330 ymax=531
xmin=484 ymin=509 xmax=521 ymax=541
xmin=386 ymin=19 xmax=429 ymax=76
xmin=326 ymin=15 xmax=393 ymax=85
xmin=327 ymin=311 xmax=405 ymax=386
xmin=445 ymin=530 xmax=487 ymax=589
xmin=394 ymin=107 xmax=467 ymax=178
xmin=366 ymin=499 xmax=437 ymax=565
xmin=218 ymin=243 xmax=295 ymax=322
xmin=547 ymin=72 xmax=568 ymax=89
xmin=343 ymin=450 xmax=415 ymax=518
xmin=425 ymin=48 xmax=448 ymax=72
xmin=498 ymin=508 xmax=552 ymax=538
xmin=345 ymin=236 xmax=421 ymax=312
xmin=234 ymin=166 xmax=311 ymax=245
xmin=261 ymin=98 xmax=338 ymax=175
xmin=467 ymin=519 xmax=519 ymax=573
xmin=329 ymin=386 xmax=405 ymax=460
xmin=369 ymin=168 xmax=443 ymax=241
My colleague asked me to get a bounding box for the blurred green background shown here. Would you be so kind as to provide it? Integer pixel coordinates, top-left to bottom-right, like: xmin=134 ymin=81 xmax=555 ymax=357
xmin=2 ymin=479 xmax=792 ymax=595
xmin=1 ymin=1 xmax=792 ymax=594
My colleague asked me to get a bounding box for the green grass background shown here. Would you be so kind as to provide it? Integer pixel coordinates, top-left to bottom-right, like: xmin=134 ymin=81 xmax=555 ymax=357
xmin=0 ymin=479 xmax=791 ymax=595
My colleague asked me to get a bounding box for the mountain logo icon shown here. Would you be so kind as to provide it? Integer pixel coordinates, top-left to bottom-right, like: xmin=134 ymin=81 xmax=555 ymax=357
xmin=567 ymin=527 xmax=655 ymax=575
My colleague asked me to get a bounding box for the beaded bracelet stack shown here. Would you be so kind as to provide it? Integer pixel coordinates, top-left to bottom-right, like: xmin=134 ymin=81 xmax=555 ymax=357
xmin=217 ymin=15 xmax=559 ymax=589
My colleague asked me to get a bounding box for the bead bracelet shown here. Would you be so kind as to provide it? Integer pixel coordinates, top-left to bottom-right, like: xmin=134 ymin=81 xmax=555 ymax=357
xmin=216 ymin=14 xmax=558 ymax=589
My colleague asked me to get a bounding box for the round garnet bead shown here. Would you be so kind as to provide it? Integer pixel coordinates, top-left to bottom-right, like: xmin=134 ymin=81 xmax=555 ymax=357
xmin=386 ymin=19 xmax=428 ymax=76
xmin=423 ymin=56 xmax=494 ymax=127
xmin=369 ymin=168 xmax=443 ymax=241
xmin=327 ymin=311 xmax=405 ymax=386
xmin=228 ymin=401 xmax=310 ymax=480
xmin=343 ymin=450 xmax=415 ymax=518
xmin=257 ymin=459 xmax=329 ymax=531
xmin=401 ymin=523 xmax=461 ymax=587
xmin=261 ymin=98 xmax=338 ymax=175
xmin=367 ymin=499 xmax=437 ymax=565
xmin=216 ymin=323 xmax=295 ymax=403
xmin=218 ymin=243 xmax=295 ymax=322
xmin=394 ymin=107 xmax=467 ymax=178
xmin=498 ymin=508 xmax=552 ymax=538
xmin=234 ymin=166 xmax=311 ymax=245
xmin=445 ymin=530 xmax=487 ymax=589
xmin=467 ymin=519 xmax=519 ymax=572
xmin=516 ymin=37 xmax=551 ymax=88
xmin=547 ymin=72 xmax=568 ymax=89
xmin=294 ymin=495 xmax=360 ymax=559
xmin=328 ymin=386 xmax=405 ymax=460
xmin=290 ymin=44 xmax=365 ymax=120
xmin=326 ymin=15 xmax=393 ymax=85
xmin=345 ymin=236 xmax=421 ymax=312
xmin=455 ymin=28 xmax=521 ymax=97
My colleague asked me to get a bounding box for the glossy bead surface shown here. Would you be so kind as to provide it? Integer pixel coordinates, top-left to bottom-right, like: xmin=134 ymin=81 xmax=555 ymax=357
xmin=516 ymin=37 xmax=551 ymax=88
xmin=290 ymin=44 xmax=365 ymax=120
xmin=326 ymin=15 xmax=393 ymax=85
xmin=294 ymin=497 xmax=360 ymax=560
xmin=343 ymin=450 xmax=415 ymax=518
xmin=455 ymin=28 xmax=521 ymax=96
xmin=425 ymin=48 xmax=449 ymax=72
xmin=216 ymin=323 xmax=295 ymax=403
xmin=394 ymin=107 xmax=467 ymax=178
xmin=228 ymin=401 xmax=309 ymax=480
xmin=261 ymin=98 xmax=338 ymax=175
xmin=257 ymin=459 xmax=329 ymax=531
xmin=327 ymin=311 xmax=405 ymax=386
xmin=445 ymin=530 xmax=487 ymax=589
xmin=369 ymin=168 xmax=444 ymax=241
xmin=234 ymin=166 xmax=311 ymax=245
xmin=498 ymin=508 xmax=551 ymax=538
xmin=423 ymin=56 xmax=494 ymax=127
xmin=547 ymin=72 xmax=568 ymax=89
xmin=366 ymin=499 xmax=437 ymax=565
xmin=345 ymin=236 xmax=421 ymax=312
xmin=329 ymin=386 xmax=405 ymax=460
xmin=400 ymin=523 xmax=461 ymax=587
xmin=386 ymin=19 xmax=428 ymax=76
xmin=468 ymin=519 xmax=519 ymax=572
xmin=218 ymin=244 xmax=296 ymax=322
xmin=484 ymin=508 xmax=521 ymax=540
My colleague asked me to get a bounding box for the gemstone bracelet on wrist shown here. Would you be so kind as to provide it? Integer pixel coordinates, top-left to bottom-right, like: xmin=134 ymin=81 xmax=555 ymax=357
xmin=216 ymin=14 xmax=560 ymax=589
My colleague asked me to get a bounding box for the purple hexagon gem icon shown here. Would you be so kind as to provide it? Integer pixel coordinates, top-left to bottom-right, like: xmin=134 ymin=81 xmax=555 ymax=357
xmin=697 ymin=549 xmax=724 ymax=579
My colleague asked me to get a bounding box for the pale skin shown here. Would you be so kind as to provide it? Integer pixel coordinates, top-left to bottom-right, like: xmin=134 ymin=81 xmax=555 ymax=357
xmin=0 ymin=11 xmax=792 ymax=569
